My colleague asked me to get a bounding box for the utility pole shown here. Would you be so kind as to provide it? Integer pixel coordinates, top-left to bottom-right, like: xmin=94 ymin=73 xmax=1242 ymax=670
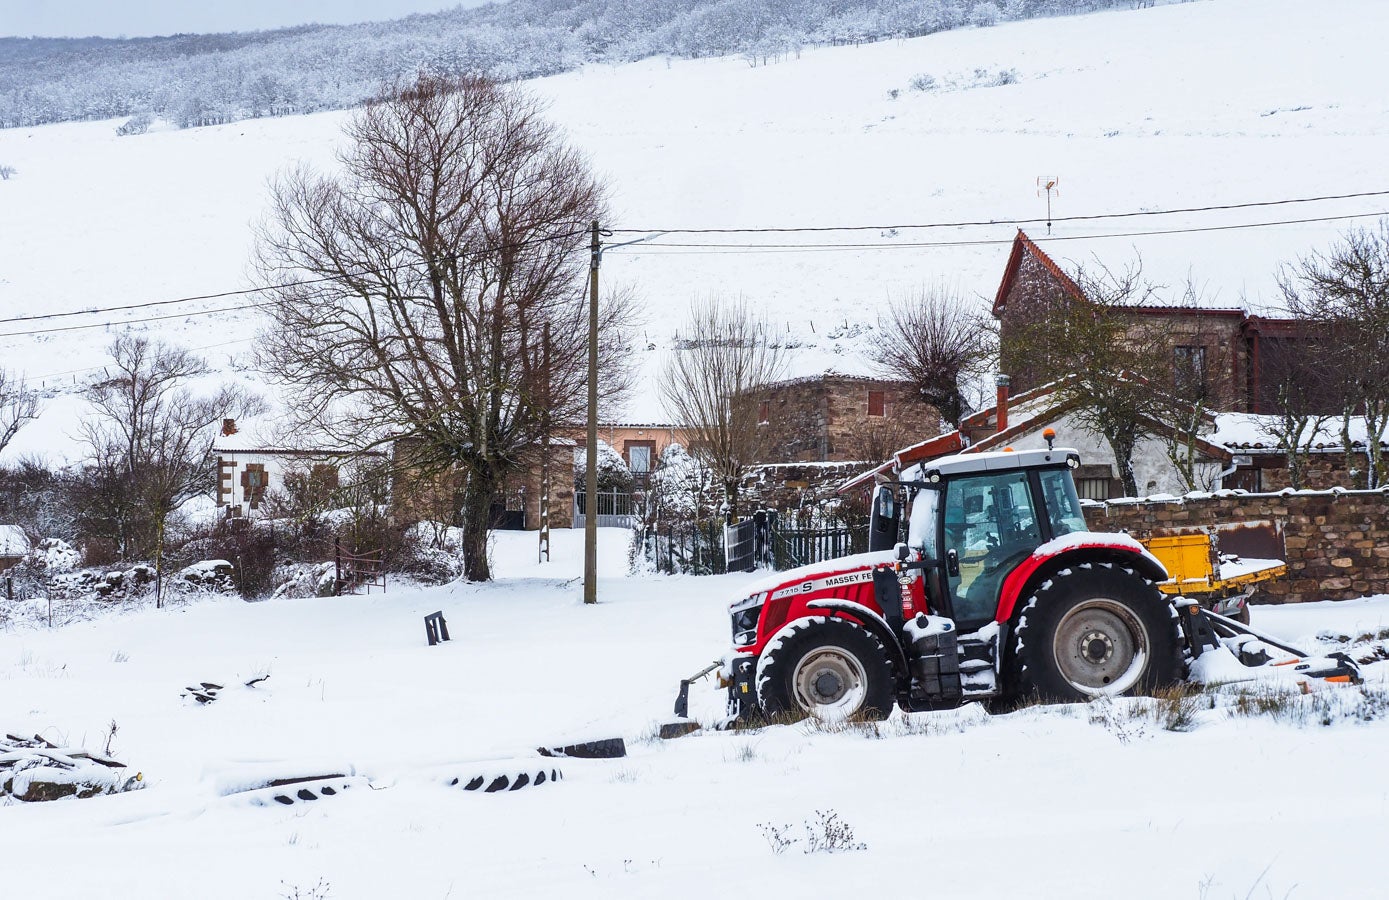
xmin=584 ymin=221 xmax=600 ymax=604
xmin=539 ymin=321 xmax=551 ymax=564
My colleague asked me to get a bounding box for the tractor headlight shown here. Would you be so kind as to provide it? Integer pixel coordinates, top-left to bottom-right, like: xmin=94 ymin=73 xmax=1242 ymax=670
xmin=730 ymin=593 xmax=763 ymax=645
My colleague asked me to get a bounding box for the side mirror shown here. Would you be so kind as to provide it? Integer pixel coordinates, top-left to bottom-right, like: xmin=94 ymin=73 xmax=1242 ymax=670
xmin=868 ymin=485 xmax=901 ymax=552
xmin=895 ymin=542 xmax=910 ymax=562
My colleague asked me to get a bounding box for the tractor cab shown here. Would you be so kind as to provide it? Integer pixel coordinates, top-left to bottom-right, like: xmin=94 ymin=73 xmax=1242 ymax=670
xmin=875 ymin=447 xmax=1089 ymax=630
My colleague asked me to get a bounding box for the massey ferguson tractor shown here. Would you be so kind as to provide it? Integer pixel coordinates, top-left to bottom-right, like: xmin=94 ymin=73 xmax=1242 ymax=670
xmin=676 ymin=445 xmax=1361 ymax=724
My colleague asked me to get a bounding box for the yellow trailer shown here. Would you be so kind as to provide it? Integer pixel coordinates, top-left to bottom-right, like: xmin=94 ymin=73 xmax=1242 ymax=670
xmin=1140 ymin=531 xmax=1286 ymax=624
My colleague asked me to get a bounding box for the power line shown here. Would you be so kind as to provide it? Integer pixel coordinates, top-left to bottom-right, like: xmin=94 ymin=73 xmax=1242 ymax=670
xmin=0 ymin=202 xmax=1384 ymax=337
xmin=21 ymin=336 xmax=255 ymax=386
xmin=608 ymin=188 xmax=1389 ymax=235
xmin=0 ymin=298 xmax=275 ymax=339
xmin=613 ymin=210 xmax=1389 ymax=255
xmin=0 ymin=227 xmax=590 ymax=329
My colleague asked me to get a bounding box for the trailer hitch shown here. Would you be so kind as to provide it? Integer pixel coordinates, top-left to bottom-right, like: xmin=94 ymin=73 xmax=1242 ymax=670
xmin=673 ymin=660 xmax=722 ymax=719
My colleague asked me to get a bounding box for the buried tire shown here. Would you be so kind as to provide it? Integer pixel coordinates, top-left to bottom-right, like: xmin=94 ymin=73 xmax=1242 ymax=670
xmin=1013 ymin=564 xmax=1182 ymax=702
xmin=756 ymin=617 xmax=894 ymax=722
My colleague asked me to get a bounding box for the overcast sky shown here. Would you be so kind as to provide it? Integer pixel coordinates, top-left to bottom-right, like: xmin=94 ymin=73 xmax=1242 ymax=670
xmin=1 ymin=1 xmax=495 ymax=38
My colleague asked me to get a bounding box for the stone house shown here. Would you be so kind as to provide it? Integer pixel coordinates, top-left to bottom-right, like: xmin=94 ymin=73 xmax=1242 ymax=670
xmin=211 ymin=420 xmax=388 ymax=518
xmin=0 ymin=524 xmax=28 ymax=571
xmin=581 ymin=423 xmax=692 ymax=487
xmin=213 ymin=420 xmax=575 ymax=531
xmin=840 ymin=375 xmax=1232 ymax=502
xmin=746 ymin=372 xmax=940 ymax=464
xmin=992 ymin=230 xmax=1328 ymax=414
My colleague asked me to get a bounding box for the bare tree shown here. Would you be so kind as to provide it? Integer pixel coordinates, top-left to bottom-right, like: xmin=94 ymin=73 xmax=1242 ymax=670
xmin=0 ymin=370 xmax=39 ymax=457
xmin=0 ymin=165 xmax=15 ymax=181
xmin=869 ymin=285 xmax=996 ymax=427
xmin=255 ymin=74 xmax=632 ymax=581
xmin=1004 ymin=260 xmax=1171 ymax=497
xmin=82 ymin=336 xmax=262 ymax=603
xmin=1280 ymin=221 xmax=1389 ymax=489
xmin=1254 ymin=328 xmax=1335 ymax=489
xmin=659 ymin=296 xmax=785 ymax=519
xmin=838 ymin=415 xmax=916 ymax=465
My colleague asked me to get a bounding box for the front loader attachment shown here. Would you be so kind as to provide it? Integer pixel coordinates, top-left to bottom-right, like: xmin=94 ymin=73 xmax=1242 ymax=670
xmin=1176 ymin=603 xmax=1363 ymax=687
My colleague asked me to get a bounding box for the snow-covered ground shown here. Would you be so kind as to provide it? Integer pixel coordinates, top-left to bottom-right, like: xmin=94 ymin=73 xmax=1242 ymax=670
xmin=2 ymin=527 xmax=1388 ymax=898
xmin=2 ymin=0 xmax=1388 ymax=453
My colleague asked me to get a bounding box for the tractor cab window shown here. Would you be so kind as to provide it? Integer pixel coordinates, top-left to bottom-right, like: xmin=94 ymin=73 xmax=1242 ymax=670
xmin=942 ymin=471 xmax=1041 ymax=623
xmin=1039 ymin=468 xmax=1088 ymax=537
xmin=906 ymin=487 xmax=938 ymax=560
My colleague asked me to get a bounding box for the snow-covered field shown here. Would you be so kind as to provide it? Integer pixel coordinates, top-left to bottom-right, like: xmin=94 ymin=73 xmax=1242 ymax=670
xmin=3 ymin=528 xmax=1389 ymax=898
xmin=4 ymin=6 xmax=1389 ymax=891
xmin=2 ymin=0 xmax=1388 ymax=450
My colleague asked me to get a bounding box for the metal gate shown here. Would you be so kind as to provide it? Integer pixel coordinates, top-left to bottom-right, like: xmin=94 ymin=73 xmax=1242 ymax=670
xmin=573 ymin=489 xmax=638 ymax=529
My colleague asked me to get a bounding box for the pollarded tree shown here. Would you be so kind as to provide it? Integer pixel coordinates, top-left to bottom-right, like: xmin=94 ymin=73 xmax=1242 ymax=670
xmin=659 ymin=295 xmax=785 ymax=520
xmin=870 ymin=284 xmax=997 ymax=428
xmin=256 ymin=74 xmax=633 ymax=581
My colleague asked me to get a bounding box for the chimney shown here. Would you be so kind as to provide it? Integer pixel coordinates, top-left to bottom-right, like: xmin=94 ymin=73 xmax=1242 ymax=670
xmin=222 ymin=418 xmax=238 ymax=436
xmin=994 ymin=375 xmax=1011 ymax=433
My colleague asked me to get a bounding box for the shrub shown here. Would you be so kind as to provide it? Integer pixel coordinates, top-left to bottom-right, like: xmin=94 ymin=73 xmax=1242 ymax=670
xmin=115 ymin=113 xmax=152 ymax=136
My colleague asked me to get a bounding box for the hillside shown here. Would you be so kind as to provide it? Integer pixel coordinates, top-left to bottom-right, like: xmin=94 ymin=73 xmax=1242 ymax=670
xmin=0 ymin=1 xmax=1143 ymax=128
xmin=1 ymin=0 xmax=1387 ymax=458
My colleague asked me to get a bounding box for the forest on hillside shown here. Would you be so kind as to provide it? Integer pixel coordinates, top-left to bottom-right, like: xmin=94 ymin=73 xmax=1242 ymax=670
xmin=0 ymin=0 xmax=1163 ymax=130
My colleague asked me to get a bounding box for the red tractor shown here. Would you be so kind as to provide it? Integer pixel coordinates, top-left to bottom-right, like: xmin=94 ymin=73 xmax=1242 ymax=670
xmin=678 ymin=446 xmax=1358 ymax=723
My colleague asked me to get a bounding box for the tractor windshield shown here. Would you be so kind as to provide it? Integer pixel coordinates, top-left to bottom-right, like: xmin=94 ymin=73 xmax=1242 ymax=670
xmin=1039 ymin=468 xmax=1088 ymax=536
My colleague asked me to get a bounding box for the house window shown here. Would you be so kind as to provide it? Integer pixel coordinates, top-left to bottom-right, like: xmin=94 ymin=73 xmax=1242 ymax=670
xmin=242 ymin=463 xmax=268 ymax=510
xmin=1174 ymin=346 xmax=1207 ymax=398
xmin=1225 ymin=467 xmax=1262 ymax=493
xmin=628 ymin=445 xmax=652 ymax=475
xmin=1075 ymin=477 xmax=1111 ymax=501
xmin=758 ymin=401 xmax=770 ymax=425
xmin=867 ymin=390 xmax=885 ymax=417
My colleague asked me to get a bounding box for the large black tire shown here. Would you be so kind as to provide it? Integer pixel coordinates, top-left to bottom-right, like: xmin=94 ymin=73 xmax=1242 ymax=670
xmin=756 ymin=617 xmax=895 ymax=722
xmin=1012 ymin=564 xmax=1182 ymax=703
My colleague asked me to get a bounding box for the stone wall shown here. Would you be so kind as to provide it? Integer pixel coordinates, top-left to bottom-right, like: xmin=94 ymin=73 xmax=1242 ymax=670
xmin=740 ymin=462 xmax=866 ymax=524
xmin=1082 ymin=489 xmax=1389 ymax=605
xmin=1239 ymin=451 xmax=1357 ymax=492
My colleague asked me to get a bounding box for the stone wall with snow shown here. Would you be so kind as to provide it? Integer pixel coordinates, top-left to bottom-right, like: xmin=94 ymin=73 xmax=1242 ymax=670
xmin=1084 ymin=489 xmax=1389 ymax=604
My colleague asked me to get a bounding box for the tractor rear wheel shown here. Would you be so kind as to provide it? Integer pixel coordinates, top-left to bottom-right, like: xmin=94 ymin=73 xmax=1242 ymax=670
xmin=1012 ymin=564 xmax=1181 ymax=702
xmin=756 ymin=617 xmax=894 ymax=723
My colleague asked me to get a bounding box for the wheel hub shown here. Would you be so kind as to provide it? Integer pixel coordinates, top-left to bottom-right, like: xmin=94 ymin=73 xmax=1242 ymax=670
xmin=1082 ymin=631 xmax=1114 ymax=664
xmin=791 ymin=647 xmax=867 ymax=717
xmin=813 ymin=671 xmax=844 ymax=699
xmin=1051 ymin=599 xmax=1150 ymax=695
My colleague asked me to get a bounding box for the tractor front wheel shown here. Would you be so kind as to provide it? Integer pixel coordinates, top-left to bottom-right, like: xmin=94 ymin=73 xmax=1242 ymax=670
xmin=756 ymin=617 xmax=894 ymax=722
xmin=1012 ymin=564 xmax=1182 ymax=702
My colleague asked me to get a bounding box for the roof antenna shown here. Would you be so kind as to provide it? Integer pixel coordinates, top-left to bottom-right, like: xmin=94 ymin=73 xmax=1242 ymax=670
xmin=1036 ymin=176 xmax=1059 ymax=235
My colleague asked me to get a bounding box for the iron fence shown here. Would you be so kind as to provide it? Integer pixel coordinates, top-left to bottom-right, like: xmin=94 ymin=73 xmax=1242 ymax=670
xmin=640 ymin=510 xmax=867 ymax=575
xmin=574 ymin=489 xmax=640 ymax=529
xmin=643 ymin=521 xmax=727 ymax=576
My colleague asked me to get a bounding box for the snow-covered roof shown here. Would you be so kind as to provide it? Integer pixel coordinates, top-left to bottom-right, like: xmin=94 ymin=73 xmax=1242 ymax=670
xmin=0 ymin=525 xmax=30 ymax=558
xmin=1212 ymin=413 xmax=1389 ymax=453
xmin=210 ymin=420 xmax=388 ymax=457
